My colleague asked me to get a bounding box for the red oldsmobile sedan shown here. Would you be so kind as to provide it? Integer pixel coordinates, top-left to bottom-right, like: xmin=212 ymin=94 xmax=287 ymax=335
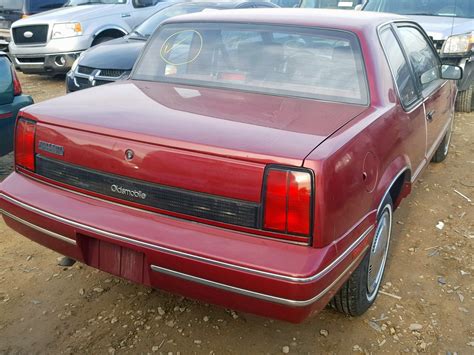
xmin=0 ymin=9 xmax=462 ymax=322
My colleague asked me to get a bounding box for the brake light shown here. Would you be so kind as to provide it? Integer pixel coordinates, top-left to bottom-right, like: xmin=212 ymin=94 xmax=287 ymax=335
xmin=15 ymin=118 xmax=36 ymax=171
xmin=263 ymin=167 xmax=313 ymax=237
xmin=11 ymin=68 xmax=22 ymax=96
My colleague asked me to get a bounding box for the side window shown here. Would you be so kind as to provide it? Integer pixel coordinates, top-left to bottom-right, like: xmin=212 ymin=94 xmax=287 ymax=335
xmin=397 ymin=26 xmax=441 ymax=91
xmin=132 ymin=0 xmax=159 ymax=8
xmin=379 ymin=27 xmax=418 ymax=107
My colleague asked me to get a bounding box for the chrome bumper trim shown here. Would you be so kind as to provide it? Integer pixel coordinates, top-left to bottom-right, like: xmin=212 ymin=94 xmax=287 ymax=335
xmin=1 ymin=208 xmax=76 ymax=245
xmin=151 ymin=246 xmax=368 ymax=307
xmin=0 ymin=192 xmax=373 ymax=284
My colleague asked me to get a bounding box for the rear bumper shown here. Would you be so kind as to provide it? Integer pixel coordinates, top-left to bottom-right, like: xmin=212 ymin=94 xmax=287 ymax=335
xmin=0 ymin=172 xmax=374 ymax=322
xmin=0 ymin=94 xmax=34 ymax=156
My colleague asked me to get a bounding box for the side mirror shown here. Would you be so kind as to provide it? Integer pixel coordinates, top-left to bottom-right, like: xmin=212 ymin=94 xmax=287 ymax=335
xmin=441 ymin=64 xmax=462 ymax=80
xmin=354 ymin=4 xmax=363 ymax=11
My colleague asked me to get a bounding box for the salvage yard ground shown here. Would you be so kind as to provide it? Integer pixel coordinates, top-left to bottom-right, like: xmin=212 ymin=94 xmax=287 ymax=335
xmin=0 ymin=73 xmax=473 ymax=354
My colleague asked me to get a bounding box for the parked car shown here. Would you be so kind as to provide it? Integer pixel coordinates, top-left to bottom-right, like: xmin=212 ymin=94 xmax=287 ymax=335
xmin=0 ymin=52 xmax=32 ymax=156
xmin=8 ymin=0 xmax=179 ymax=75
xmin=66 ymin=1 xmax=279 ymax=92
xmin=0 ymin=0 xmax=68 ymax=50
xmin=0 ymin=9 xmax=461 ymax=322
xmin=363 ymin=0 xmax=474 ymax=112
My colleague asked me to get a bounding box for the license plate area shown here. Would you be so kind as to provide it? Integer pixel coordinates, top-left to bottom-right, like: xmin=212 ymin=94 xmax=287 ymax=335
xmin=78 ymin=234 xmax=148 ymax=284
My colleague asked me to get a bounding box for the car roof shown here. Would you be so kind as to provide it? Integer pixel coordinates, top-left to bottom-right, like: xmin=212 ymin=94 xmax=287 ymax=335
xmin=164 ymin=1 xmax=278 ymax=9
xmin=163 ymin=8 xmax=407 ymax=32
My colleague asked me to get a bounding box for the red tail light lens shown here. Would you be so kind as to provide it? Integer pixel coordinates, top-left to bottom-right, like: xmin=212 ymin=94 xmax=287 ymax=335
xmin=263 ymin=167 xmax=313 ymax=237
xmin=11 ymin=68 xmax=22 ymax=96
xmin=15 ymin=118 xmax=36 ymax=171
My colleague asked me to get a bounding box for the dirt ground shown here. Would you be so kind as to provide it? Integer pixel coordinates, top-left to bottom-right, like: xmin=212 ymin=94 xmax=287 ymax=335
xmin=0 ymin=73 xmax=473 ymax=354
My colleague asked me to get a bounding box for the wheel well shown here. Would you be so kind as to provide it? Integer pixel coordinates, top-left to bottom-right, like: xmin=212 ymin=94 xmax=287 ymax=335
xmin=388 ymin=170 xmax=411 ymax=210
xmin=92 ymin=29 xmax=126 ymax=45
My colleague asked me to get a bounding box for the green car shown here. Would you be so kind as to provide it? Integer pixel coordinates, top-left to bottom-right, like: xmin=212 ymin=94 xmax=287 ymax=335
xmin=0 ymin=52 xmax=33 ymax=156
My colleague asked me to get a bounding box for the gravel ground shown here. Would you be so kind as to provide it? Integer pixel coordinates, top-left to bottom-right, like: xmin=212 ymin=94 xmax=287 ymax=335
xmin=0 ymin=73 xmax=473 ymax=354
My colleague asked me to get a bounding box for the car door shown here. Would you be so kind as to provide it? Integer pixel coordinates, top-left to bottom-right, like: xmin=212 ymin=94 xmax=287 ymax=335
xmin=395 ymin=24 xmax=453 ymax=160
xmin=379 ymin=25 xmax=427 ymax=178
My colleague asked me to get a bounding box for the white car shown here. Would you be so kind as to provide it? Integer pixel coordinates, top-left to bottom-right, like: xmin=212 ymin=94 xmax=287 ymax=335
xmin=9 ymin=0 xmax=177 ymax=75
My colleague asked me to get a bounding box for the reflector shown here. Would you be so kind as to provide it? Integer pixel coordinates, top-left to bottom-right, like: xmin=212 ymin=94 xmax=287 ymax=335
xmin=15 ymin=119 xmax=36 ymax=171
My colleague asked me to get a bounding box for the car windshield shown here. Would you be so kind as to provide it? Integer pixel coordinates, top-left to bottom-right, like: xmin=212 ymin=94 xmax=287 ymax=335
xmin=300 ymin=0 xmax=361 ymax=9
xmin=133 ymin=23 xmax=368 ymax=105
xmin=134 ymin=4 xmax=216 ymax=38
xmin=65 ymin=0 xmax=124 ymax=6
xmin=0 ymin=0 xmax=23 ymax=10
xmin=364 ymin=0 xmax=474 ymax=18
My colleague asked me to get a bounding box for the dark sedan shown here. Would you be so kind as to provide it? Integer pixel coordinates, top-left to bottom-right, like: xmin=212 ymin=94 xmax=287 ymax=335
xmin=65 ymin=1 xmax=278 ymax=92
xmin=0 ymin=52 xmax=32 ymax=156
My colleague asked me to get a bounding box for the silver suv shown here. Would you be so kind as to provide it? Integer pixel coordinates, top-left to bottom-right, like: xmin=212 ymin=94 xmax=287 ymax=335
xmin=362 ymin=0 xmax=474 ymax=112
xmin=8 ymin=0 xmax=175 ymax=75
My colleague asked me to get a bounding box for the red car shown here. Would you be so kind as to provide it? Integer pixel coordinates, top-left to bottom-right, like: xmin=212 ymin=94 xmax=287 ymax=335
xmin=0 ymin=9 xmax=462 ymax=322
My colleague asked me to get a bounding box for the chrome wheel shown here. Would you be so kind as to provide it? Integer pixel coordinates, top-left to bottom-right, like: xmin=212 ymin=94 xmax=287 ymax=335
xmin=367 ymin=204 xmax=392 ymax=301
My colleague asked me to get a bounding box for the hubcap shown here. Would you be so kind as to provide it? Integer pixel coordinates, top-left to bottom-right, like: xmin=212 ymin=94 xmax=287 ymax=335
xmin=367 ymin=205 xmax=392 ymax=300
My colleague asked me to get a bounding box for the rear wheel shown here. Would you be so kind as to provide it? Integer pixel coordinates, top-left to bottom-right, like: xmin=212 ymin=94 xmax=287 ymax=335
xmin=455 ymin=85 xmax=472 ymax=113
xmin=330 ymin=196 xmax=393 ymax=316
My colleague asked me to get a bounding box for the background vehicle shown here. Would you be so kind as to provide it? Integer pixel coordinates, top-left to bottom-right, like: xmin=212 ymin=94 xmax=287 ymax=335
xmin=8 ymin=0 xmax=177 ymax=75
xmin=0 ymin=0 xmax=67 ymax=50
xmin=0 ymin=52 xmax=33 ymax=156
xmin=363 ymin=0 xmax=474 ymax=112
xmin=66 ymin=1 xmax=278 ymax=92
xmin=0 ymin=10 xmax=461 ymax=323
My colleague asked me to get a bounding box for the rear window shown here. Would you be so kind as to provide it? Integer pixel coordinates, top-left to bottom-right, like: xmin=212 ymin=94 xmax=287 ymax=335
xmin=25 ymin=0 xmax=66 ymax=13
xmin=0 ymin=0 xmax=23 ymax=10
xmin=133 ymin=23 xmax=369 ymax=105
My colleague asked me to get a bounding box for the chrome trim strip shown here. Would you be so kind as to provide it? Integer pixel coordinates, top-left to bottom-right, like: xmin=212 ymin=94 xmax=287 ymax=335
xmin=0 ymin=193 xmax=373 ymax=283
xmin=151 ymin=246 xmax=369 ymax=307
xmin=1 ymin=208 xmax=76 ymax=245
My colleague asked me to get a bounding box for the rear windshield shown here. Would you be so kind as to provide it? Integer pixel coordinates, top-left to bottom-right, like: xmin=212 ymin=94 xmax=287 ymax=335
xmin=25 ymin=0 xmax=66 ymax=13
xmin=133 ymin=23 xmax=369 ymax=105
xmin=365 ymin=0 xmax=474 ymax=18
xmin=0 ymin=0 xmax=23 ymax=10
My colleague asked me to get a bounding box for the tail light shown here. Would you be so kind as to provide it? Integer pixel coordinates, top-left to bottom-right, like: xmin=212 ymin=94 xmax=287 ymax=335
xmin=263 ymin=166 xmax=313 ymax=239
xmin=11 ymin=68 xmax=22 ymax=96
xmin=15 ymin=118 xmax=36 ymax=171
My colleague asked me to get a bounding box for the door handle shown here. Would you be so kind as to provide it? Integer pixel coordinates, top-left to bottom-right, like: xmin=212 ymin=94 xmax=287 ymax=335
xmin=426 ymin=110 xmax=436 ymax=122
xmin=121 ymin=13 xmax=131 ymax=18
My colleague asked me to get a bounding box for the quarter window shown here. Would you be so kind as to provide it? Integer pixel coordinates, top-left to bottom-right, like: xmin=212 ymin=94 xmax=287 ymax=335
xmin=379 ymin=27 xmax=418 ymax=107
xmin=397 ymin=26 xmax=441 ymax=90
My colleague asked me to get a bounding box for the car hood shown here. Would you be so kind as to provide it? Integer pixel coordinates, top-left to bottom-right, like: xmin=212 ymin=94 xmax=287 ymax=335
xmin=23 ymin=81 xmax=368 ymax=165
xmin=12 ymin=4 xmax=119 ymax=25
xmin=408 ymin=15 xmax=474 ymax=40
xmin=79 ymin=36 xmax=146 ymax=70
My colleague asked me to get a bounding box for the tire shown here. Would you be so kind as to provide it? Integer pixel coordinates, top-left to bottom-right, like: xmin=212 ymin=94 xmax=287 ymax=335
xmin=431 ymin=117 xmax=454 ymax=163
xmin=330 ymin=195 xmax=393 ymax=316
xmin=92 ymin=36 xmax=115 ymax=46
xmin=455 ymin=85 xmax=472 ymax=113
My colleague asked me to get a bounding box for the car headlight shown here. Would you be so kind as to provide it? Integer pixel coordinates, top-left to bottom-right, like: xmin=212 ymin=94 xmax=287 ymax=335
xmin=441 ymin=32 xmax=474 ymax=55
xmin=52 ymin=22 xmax=83 ymax=39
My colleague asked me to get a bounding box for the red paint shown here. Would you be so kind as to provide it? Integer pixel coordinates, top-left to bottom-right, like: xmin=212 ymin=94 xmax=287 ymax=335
xmin=0 ymin=112 xmax=13 ymax=120
xmin=0 ymin=10 xmax=457 ymax=322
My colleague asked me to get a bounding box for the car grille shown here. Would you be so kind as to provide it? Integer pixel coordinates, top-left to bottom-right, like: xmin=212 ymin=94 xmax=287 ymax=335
xmin=12 ymin=25 xmax=48 ymax=45
xmin=77 ymin=66 xmax=95 ymax=75
xmin=35 ymin=155 xmax=260 ymax=229
xmin=431 ymin=39 xmax=445 ymax=53
xmin=100 ymin=68 xmax=126 ymax=78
